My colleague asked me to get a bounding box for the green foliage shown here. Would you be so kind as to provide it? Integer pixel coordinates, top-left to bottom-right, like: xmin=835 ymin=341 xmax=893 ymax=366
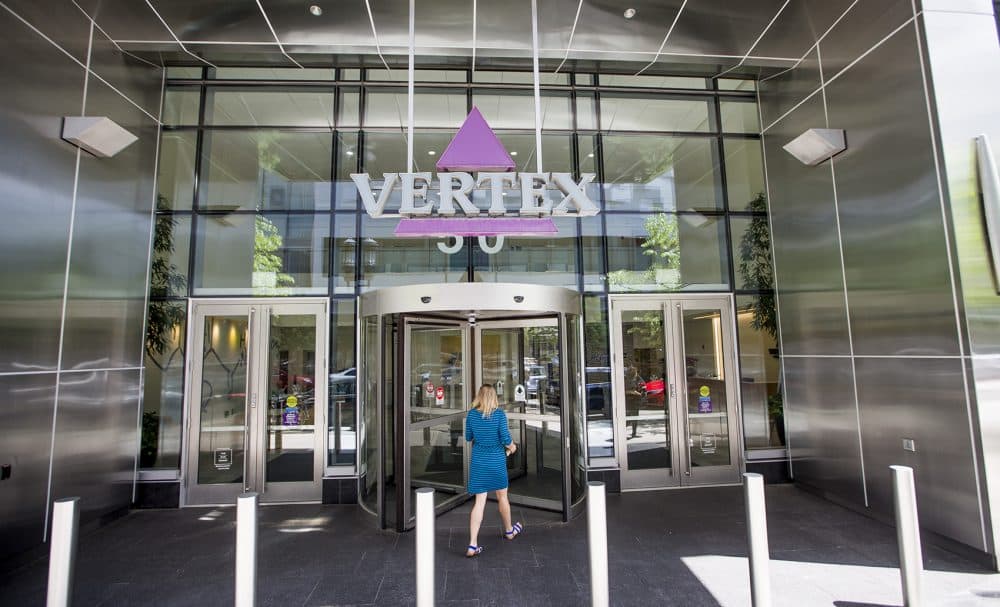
xmin=146 ymin=203 xmax=186 ymax=364
xmin=737 ymin=192 xmax=777 ymax=339
xmin=608 ymin=213 xmax=681 ymax=292
xmin=254 ymin=215 xmax=295 ymax=292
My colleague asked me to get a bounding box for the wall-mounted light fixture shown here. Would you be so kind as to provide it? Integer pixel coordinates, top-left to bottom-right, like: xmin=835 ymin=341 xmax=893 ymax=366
xmin=783 ymin=128 xmax=847 ymax=166
xmin=61 ymin=116 xmax=137 ymax=158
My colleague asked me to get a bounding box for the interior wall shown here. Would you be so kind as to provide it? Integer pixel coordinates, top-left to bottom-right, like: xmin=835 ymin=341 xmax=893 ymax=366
xmin=0 ymin=1 xmax=162 ymax=561
xmin=759 ymin=0 xmax=992 ymax=559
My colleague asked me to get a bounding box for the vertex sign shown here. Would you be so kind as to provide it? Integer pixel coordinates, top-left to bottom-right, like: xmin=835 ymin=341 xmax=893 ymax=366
xmin=350 ymin=107 xmax=599 ymax=237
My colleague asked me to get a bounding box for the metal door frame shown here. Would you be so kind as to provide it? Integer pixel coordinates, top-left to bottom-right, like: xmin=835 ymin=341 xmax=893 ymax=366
xmin=182 ymin=298 xmax=329 ymax=506
xmin=610 ymin=294 xmax=743 ymax=490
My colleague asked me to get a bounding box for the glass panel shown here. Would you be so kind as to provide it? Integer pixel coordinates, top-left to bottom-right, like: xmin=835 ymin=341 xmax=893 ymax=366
xmin=162 ymin=88 xmax=200 ymax=125
xmin=606 ymin=213 xmax=729 ymax=292
xmin=408 ymin=327 xmax=464 ymax=423
xmin=410 ymin=418 xmax=465 ymax=514
xmin=367 ymin=69 xmax=467 ymax=82
xmin=329 ymin=300 xmax=358 ymax=466
xmin=480 ymin=328 xmax=523 ymax=411
xmin=207 ymin=88 xmax=335 ymax=127
xmin=197 ymin=315 xmax=248 ymax=484
xmin=681 ymin=307 xmax=731 ymax=467
xmin=566 ymin=314 xmax=587 ymax=504
xmin=193 ymin=213 xmax=330 ymax=296
xmin=602 ymin=135 xmax=721 ymax=212
xmin=506 ymin=417 xmax=563 ymax=502
xmin=724 ymin=138 xmax=765 ymax=211
xmin=736 ymin=296 xmax=783 ymax=449
xmin=731 ymin=215 xmax=774 ymax=291
xmin=149 ymin=215 xmax=190 ymax=298
xmin=581 ymin=216 xmax=604 ymax=293
xmin=472 ymin=217 xmax=578 ymax=288
xmin=338 ymin=88 xmax=361 ymax=128
xmin=472 ymin=90 xmax=573 ymax=130
xmin=266 ymin=313 xmax=317 ymax=483
xmin=212 ymin=67 xmax=336 ymax=80
xmin=200 ymin=130 xmax=332 ymax=212
xmin=166 ymin=66 xmax=201 ymax=79
xmin=364 ymin=89 xmax=466 ymax=128
xmin=599 ymin=94 xmax=713 ymax=132
xmin=381 ymin=315 xmax=397 ymax=528
xmin=599 ymin=74 xmax=708 ymax=89
xmin=140 ymin=302 xmax=185 ymax=469
xmin=718 ymin=79 xmax=756 ymax=91
xmin=341 ymin=69 xmax=361 ymax=80
xmin=619 ymin=309 xmax=669 ymax=470
xmin=576 ymin=93 xmax=597 ymax=130
xmin=359 ymin=316 xmax=379 ymax=514
xmin=473 ymin=71 xmax=570 ymax=85
xmin=584 ymin=296 xmax=613 ymax=459
xmin=334 ymin=131 xmax=360 ymax=210
xmin=360 ymin=214 xmax=467 ymax=289
xmin=481 ymin=325 xmax=560 ymax=416
xmin=720 ymin=100 xmax=760 ymax=134
xmin=333 ymin=213 xmax=357 ymax=294
xmin=363 ymin=131 xmax=456 ymax=178
xmin=496 ymin=133 xmax=574 ymax=173
xmin=156 ymin=131 xmax=197 ymax=210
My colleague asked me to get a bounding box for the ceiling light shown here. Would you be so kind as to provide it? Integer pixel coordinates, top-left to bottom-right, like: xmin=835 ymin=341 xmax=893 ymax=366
xmin=587 ymin=152 xmax=594 ymax=158
xmin=623 ymin=8 xmax=636 ymax=19
xmin=345 ymin=150 xmax=354 ymax=156
xmin=428 ymin=150 xmax=436 ymax=155
xmin=309 ymin=5 xmax=322 ymax=16
xmin=783 ymin=128 xmax=846 ymax=166
xmin=510 ymin=151 xmax=518 ymax=156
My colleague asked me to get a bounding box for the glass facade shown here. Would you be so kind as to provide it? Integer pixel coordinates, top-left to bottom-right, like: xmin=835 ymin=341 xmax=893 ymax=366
xmin=142 ymin=67 xmax=778 ymax=474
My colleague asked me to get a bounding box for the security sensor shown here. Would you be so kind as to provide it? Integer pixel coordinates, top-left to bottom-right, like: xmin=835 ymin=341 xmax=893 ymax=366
xmin=420 ymin=296 xmax=431 ymax=304
xmin=513 ymin=295 xmax=524 ymax=303
xmin=467 ymin=313 xmax=477 ymax=326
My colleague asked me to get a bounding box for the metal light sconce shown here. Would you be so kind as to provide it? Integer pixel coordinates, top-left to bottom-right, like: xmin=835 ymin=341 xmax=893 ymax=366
xmin=61 ymin=116 xmax=137 ymax=158
xmin=363 ymin=237 xmax=379 ymax=268
xmin=341 ymin=237 xmax=356 ymax=267
xmin=783 ymin=128 xmax=847 ymax=166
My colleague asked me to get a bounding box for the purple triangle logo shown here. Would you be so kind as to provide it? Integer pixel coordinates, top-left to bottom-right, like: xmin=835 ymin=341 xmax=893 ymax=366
xmin=436 ymin=107 xmax=515 ymax=172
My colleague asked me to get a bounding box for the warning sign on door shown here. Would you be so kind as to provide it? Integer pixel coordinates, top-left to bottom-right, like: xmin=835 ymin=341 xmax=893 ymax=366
xmin=435 ymin=386 xmax=445 ymax=406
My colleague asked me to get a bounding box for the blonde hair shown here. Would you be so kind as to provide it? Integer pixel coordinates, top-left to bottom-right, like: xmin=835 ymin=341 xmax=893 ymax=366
xmin=472 ymin=384 xmax=500 ymax=418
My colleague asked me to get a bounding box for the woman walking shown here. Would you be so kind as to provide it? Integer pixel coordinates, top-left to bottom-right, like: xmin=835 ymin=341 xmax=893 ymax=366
xmin=464 ymin=384 xmax=522 ymax=557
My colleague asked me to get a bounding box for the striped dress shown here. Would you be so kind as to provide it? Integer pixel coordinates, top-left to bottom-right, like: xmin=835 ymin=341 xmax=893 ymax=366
xmin=465 ymin=408 xmax=512 ymax=494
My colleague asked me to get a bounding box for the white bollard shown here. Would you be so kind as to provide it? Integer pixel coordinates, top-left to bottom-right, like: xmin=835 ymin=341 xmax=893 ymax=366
xmin=744 ymin=473 xmax=772 ymax=607
xmin=415 ymin=488 xmax=435 ymax=607
xmin=46 ymin=497 xmax=80 ymax=607
xmin=587 ymin=481 xmax=609 ymax=607
xmin=891 ymin=465 xmax=924 ymax=607
xmin=235 ymin=492 xmax=258 ymax=607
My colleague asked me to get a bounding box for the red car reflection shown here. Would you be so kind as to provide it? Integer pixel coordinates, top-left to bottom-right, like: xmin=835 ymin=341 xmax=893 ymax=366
xmin=644 ymin=378 xmax=665 ymax=402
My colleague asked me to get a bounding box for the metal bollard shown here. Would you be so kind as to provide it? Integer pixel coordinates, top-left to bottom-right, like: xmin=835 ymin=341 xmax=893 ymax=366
xmin=743 ymin=473 xmax=772 ymax=607
xmin=46 ymin=497 xmax=80 ymax=607
xmin=891 ymin=465 xmax=923 ymax=607
xmin=415 ymin=488 xmax=435 ymax=607
xmin=587 ymin=481 xmax=609 ymax=607
xmin=235 ymin=492 xmax=258 ymax=607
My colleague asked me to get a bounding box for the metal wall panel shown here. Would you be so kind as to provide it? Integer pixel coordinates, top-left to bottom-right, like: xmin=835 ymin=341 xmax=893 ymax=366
xmin=855 ymin=357 xmax=985 ymax=550
xmin=4 ymin=0 xmax=94 ymax=65
xmin=0 ymin=7 xmax=84 ymax=373
xmin=825 ymin=27 xmax=961 ymax=357
xmin=758 ymin=48 xmax=821 ymax=130
xmin=60 ymin=78 xmax=158 ymax=371
xmin=49 ymin=369 xmax=140 ymax=527
xmin=89 ymin=27 xmax=163 ymax=118
xmin=816 ymin=0 xmax=914 ymax=80
xmin=74 ymin=0 xmax=175 ymax=43
xmin=0 ymin=374 xmax=56 ymax=561
xmin=971 ymin=355 xmax=1000 ymax=555
xmin=753 ymin=0 xmax=858 ymax=61
xmin=783 ymin=356 xmax=866 ymax=505
xmin=761 ymin=93 xmax=851 ymax=356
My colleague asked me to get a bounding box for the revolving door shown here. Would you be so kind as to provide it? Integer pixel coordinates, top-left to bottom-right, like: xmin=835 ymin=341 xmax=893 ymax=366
xmin=358 ymin=284 xmax=588 ymax=531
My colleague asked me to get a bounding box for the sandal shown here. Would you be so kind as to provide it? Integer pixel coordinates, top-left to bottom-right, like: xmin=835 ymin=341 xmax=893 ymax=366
xmin=466 ymin=544 xmax=483 ymax=558
xmin=503 ymin=522 xmax=523 ymax=540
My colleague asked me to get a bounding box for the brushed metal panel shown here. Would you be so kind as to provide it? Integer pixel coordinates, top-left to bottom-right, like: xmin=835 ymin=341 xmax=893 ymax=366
xmin=970 ymin=355 xmax=1000 ymax=555
xmin=783 ymin=356 xmax=866 ymax=505
xmin=0 ymin=374 xmax=56 ymax=561
xmin=666 ymin=0 xmax=788 ymax=58
xmin=762 ymin=93 xmax=851 ymax=355
xmin=260 ymin=0 xmax=373 ymax=47
xmin=74 ymin=0 xmax=176 ymax=43
xmin=825 ymin=26 xmax=961 ymax=357
xmin=758 ymin=48 xmax=821 ymax=129
xmin=60 ymin=78 xmax=158 ymax=371
xmin=89 ymin=27 xmax=163 ymax=118
xmin=855 ymin=357 xmax=985 ymax=551
xmin=148 ymin=0 xmax=273 ymax=43
xmin=50 ymin=369 xmax=140 ymax=527
xmin=0 ymin=8 xmax=85 ymax=373
xmin=817 ymin=0 xmax=913 ymax=80
xmin=554 ymin=0 xmax=684 ymax=56
xmin=753 ymin=0 xmax=858 ymax=61
xmin=4 ymin=0 xmax=93 ymax=64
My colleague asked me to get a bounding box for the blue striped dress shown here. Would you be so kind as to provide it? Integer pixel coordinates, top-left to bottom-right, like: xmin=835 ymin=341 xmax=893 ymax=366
xmin=465 ymin=408 xmax=512 ymax=494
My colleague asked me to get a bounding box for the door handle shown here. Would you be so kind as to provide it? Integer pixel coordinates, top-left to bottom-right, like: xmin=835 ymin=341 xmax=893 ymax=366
xmin=684 ymin=417 xmax=692 ymax=477
xmin=243 ymin=307 xmax=255 ymax=493
xmin=669 ymin=383 xmax=676 ymax=399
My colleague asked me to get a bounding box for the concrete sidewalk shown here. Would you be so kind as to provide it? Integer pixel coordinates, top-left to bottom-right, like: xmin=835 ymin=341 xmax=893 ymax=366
xmin=0 ymin=485 xmax=997 ymax=606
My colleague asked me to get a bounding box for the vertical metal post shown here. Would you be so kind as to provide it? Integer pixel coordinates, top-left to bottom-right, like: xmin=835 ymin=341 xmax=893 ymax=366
xmin=46 ymin=497 xmax=80 ymax=607
xmin=587 ymin=481 xmax=609 ymax=607
xmin=415 ymin=487 xmax=435 ymax=607
xmin=743 ymin=473 xmax=771 ymax=607
xmin=891 ymin=465 xmax=924 ymax=607
xmin=235 ymin=492 xmax=258 ymax=607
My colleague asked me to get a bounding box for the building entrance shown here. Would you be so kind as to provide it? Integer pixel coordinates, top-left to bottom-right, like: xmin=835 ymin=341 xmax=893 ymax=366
xmin=611 ymin=295 xmax=743 ymax=490
xmin=182 ymin=300 xmax=328 ymax=505
xmin=359 ymin=284 xmax=587 ymax=531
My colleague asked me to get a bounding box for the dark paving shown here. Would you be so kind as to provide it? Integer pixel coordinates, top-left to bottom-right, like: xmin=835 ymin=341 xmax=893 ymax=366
xmin=0 ymin=485 xmax=995 ymax=606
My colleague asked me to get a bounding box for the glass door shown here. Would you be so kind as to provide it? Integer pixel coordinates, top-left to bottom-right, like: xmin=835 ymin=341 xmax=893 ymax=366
xmin=400 ymin=318 xmax=469 ymax=529
xmin=475 ymin=319 xmax=567 ymax=512
xmin=184 ymin=300 xmax=328 ymax=505
xmin=611 ymin=296 xmax=741 ymax=490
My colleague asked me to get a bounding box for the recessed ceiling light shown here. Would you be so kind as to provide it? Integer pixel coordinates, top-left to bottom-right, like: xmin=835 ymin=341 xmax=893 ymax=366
xmin=587 ymin=152 xmax=595 ymax=158
xmin=309 ymin=5 xmax=322 ymax=16
xmin=510 ymin=151 xmax=518 ymax=156
xmin=345 ymin=150 xmax=354 ymax=156
xmin=623 ymin=8 xmax=636 ymax=19
xmin=428 ymin=150 xmax=436 ymax=155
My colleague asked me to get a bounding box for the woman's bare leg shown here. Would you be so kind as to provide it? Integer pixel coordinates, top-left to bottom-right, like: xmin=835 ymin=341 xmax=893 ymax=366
xmin=467 ymin=492 xmax=488 ymax=553
xmin=496 ymin=488 xmax=513 ymax=533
